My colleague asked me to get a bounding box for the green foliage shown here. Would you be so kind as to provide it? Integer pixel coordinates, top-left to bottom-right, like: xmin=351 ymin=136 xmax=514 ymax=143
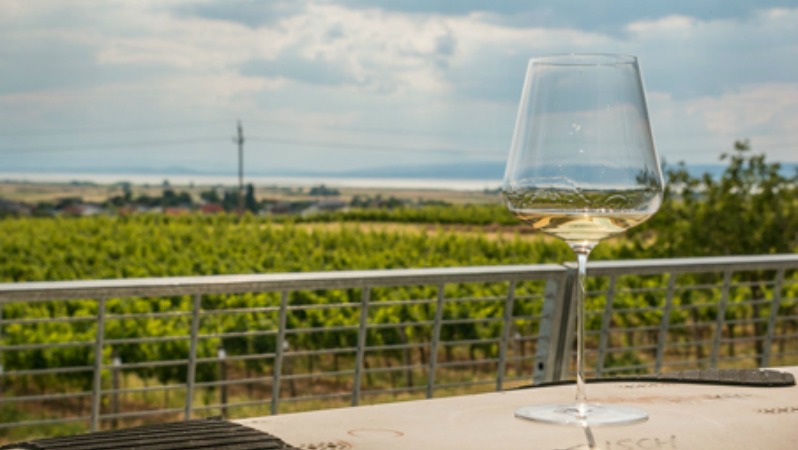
xmin=0 ymin=213 xmax=567 ymax=392
xmin=308 ymin=184 xmax=340 ymax=197
xmin=292 ymin=203 xmax=519 ymax=226
xmin=628 ymin=140 xmax=798 ymax=257
xmin=621 ymin=141 xmax=798 ymax=365
xmin=199 ymin=189 xmax=221 ymax=204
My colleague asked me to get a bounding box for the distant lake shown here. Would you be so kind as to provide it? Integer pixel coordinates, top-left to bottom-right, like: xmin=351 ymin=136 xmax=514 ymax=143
xmin=0 ymin=172 xmax=502 ymax=192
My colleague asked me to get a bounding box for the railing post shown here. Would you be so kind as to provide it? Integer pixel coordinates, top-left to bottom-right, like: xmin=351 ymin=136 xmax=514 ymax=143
xmin=596 ymin=275 xmax=617 ymax=377
xmin=534 ymin=274 xmax=570 ymax=384
xmin=218 ymin=347 xmax=228 ymax=417
xmin=427 ymin=283 xmax=446 ymax=398
xmin=761 ymin=269 xmax=785 ymax=367
xmin=711 ymin=270 xmax=733 ymax=367
xmin=352 ymin=287 xmax=371 ymax=406
xmin=185 ymin=294 xmax=201 ymax=420
xmin=0 ymin=303 xmax=4 ymax=396
xmin=111 ymin=353 xmax=121 ymax=429
xmin=655 ymin=274 xmax=677 ymax=372
xmin=271 ymin=291 xmax=288 ymax=415
xmin=532 ymin=265 xmax=576 ymax=383
xmin=496 ymin=281 xmax=516 ymax=391
xmin=90 ymin=297 xmax=107 ymax=432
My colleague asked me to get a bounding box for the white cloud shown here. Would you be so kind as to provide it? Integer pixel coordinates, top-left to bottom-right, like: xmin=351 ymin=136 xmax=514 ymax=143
xmin=626 ymin=15 xmax=698 ymax=34
xmin=266 ymin=3 xmax=458 ymax=93
xmin=0 ymin=1 xmax=796 ymax=175
xmin=689 ymin=84 xmax=798 ymax=160
xmin=688 ymin=84 xmax=798 ymax=136
xmin=626 ymin=8 xmax=798 ymax=98
xmin=647 ymin=83 xmax=798 ymax=163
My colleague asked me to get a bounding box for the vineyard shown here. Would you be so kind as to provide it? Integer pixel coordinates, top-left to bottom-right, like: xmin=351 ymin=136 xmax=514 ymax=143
xmin=0 ymin=144 xmax=797 ymax=439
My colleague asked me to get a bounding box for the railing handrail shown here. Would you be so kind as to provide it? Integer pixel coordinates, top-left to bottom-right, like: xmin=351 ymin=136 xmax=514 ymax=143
xmin=3 ymin=254 xmax=796 ymax=302
xmin=582 ymin=254 xmax=798 ymax=276
xmin=0 ymin=264 xmax=567 ymax=302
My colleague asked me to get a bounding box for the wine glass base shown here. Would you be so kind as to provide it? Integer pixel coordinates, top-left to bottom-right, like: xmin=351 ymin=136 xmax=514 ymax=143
xmin=515 ymin=403 xmax=648 ymax=427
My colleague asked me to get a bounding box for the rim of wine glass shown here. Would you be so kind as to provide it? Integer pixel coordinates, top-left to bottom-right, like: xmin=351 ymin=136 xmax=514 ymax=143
xmin=530 ymin=53 xmax=638 ymax=66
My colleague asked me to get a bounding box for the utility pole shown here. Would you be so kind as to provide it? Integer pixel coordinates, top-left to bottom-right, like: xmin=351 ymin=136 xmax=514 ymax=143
xmin=234 ymin=120 xmax=245 ymax=214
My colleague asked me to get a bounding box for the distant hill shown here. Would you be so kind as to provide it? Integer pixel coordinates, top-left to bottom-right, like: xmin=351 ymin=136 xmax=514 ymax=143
xmin=333 ymin=162 xmax=506 ymax=179
xmin=3 ymin=161 xmax=796 ymax=182
xmin=311 ymin=161 xmax=798 ymax=181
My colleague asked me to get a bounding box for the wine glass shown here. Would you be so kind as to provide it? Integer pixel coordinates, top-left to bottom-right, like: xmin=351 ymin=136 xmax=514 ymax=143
xmin=502 ymin=54 xmax=664 ymax=426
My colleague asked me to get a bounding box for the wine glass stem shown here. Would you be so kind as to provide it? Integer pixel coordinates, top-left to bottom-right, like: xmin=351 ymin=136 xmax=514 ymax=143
xmin=574 ymin=250 xmax=590 ymax=412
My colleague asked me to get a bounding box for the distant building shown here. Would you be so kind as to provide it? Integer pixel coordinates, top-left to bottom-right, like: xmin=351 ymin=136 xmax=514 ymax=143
xmin=164 ymin=206 xmax=192 ymax=216
xmin=200 ymin=203 xmax=225 ymax=214
xmin=265 ymin=201 xmax=294 ymax=215
xmin=0 ymin=199 xmax=33 ymax=216
xmin=300 ymin=199 xmax=349 ymax=217
xmin=60 ymin=203 xmax=106 ymax=217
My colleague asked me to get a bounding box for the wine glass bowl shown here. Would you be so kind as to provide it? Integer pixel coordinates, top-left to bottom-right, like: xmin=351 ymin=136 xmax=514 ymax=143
xmin=502 ymin=54 xmax=664 ymax=426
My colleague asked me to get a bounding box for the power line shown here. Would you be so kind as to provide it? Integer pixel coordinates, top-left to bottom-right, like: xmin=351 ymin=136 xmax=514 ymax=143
xmin=239 ymin=119 xmax=507 ymax=142
xmin=0 ymin=120 xmax=233 ymax=138
xmin=1 ymin=133 xmax=792 ymax=158
xmin=0 ymin=118 xmax=505 ymax=142
xmin=246 ymin=135 xmax=502 ymax=156
xmin=0 ymin=137 xmax=229 ymax=153
xmin=0 ymin=134 xmax=502 ymax=157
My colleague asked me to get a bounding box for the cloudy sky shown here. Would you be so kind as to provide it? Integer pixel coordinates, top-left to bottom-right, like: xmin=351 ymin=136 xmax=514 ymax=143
xmin=1 ymin=0 xmax=796 ymax=179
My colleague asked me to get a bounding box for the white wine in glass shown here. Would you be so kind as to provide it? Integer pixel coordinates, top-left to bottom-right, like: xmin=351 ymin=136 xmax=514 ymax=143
xmin=503 ymin=54 xmax=664 ymax=426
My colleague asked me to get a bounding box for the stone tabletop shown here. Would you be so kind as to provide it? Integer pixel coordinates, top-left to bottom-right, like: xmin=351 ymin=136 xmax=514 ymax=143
xmin=238 ymin=367 xmax=798 ymax=450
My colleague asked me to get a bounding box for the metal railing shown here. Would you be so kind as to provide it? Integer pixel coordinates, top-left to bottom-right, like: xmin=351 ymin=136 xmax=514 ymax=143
xmin=0 ymin=254 xmax=796 ymax=436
